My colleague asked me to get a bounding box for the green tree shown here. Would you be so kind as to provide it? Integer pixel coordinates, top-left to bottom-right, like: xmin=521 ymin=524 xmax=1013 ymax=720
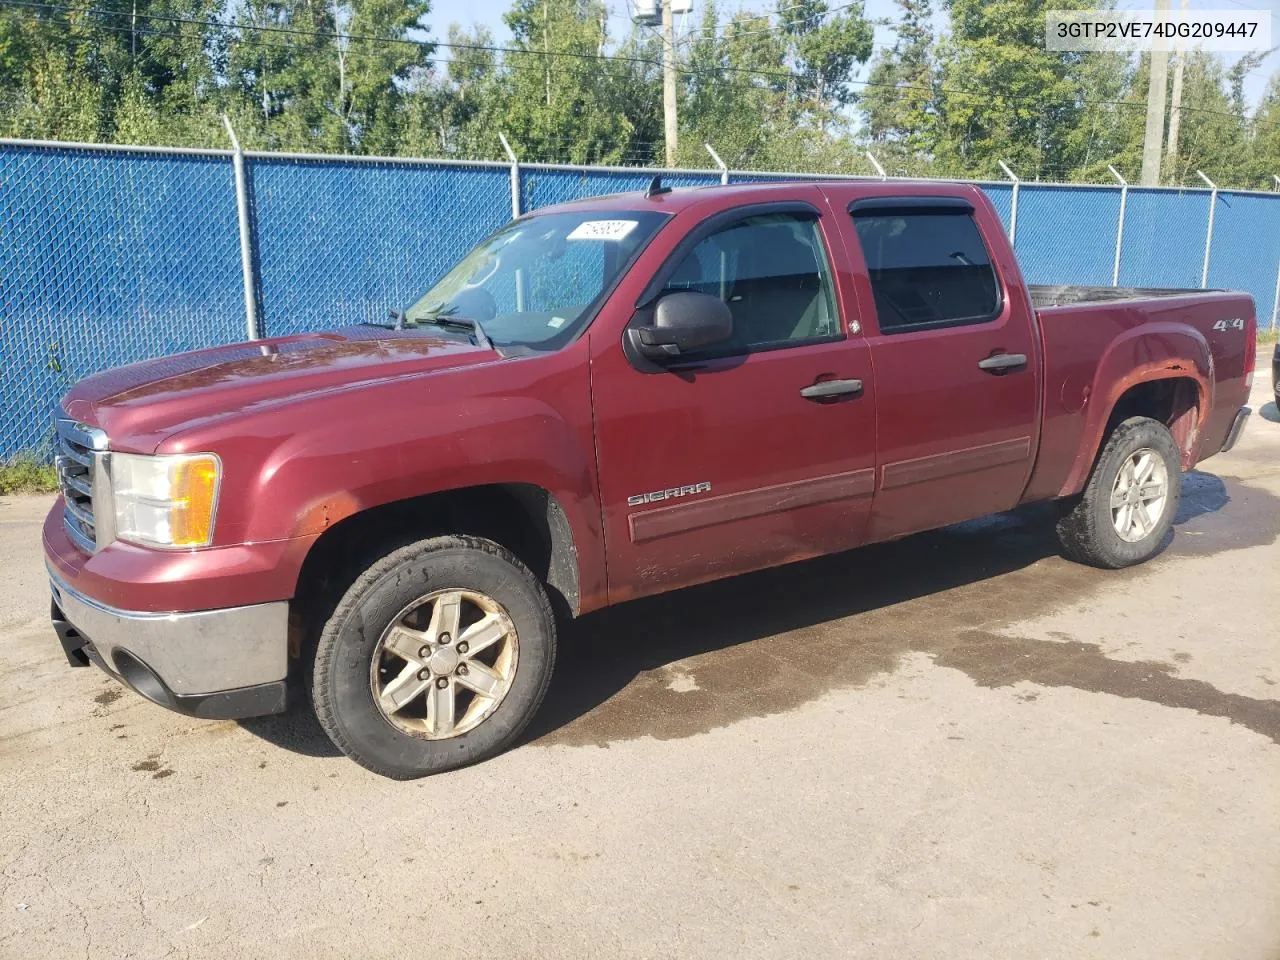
xmin=1056 ymin=47 xmax=1128 ymax=183
xmin=1077 ymin=50 xmax=1252 ymax=188
xmin=331 ymin=0 xmax=432 ymax=152
xmin=677 ymin=0 xmax=872 ymax=171
xmin=679 ymin=3 xmax=791 ymax=168
xmin=110 ymin=0 xmax=230 ymax=147
xmin=932 ymin=0 xmax=1118 ymax=180
xmin=224 ymin=0 xmax=430 ymax=153
xmin=402 ymin=25 xmax=501 ymax=157
xmin=859 ymin=0 xmax=935 ymax=171
xmin=496 ymin=0 xmax=647 ymax=164
xmin=0 ymin=35 xmax=107 ymax=141
xmin=403 ymin=8 xmax=660 ymax=164
xmin=4 ymin=0 xmax=1270 ymax=191
xmin=1247 ymin=73 xmax=1280 ymax=189
xmin=780 ymin=0 xmax=873 ymax=134
xmin=224 ymin=0 xmax=340 ymax=149
xmin=1163 ymin=51 xmax=1248 ymax=187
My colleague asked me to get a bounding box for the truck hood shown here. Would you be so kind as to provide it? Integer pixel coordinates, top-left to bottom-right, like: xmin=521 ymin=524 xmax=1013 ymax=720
xmin=61 ymin=327 xmax=495 ymax=451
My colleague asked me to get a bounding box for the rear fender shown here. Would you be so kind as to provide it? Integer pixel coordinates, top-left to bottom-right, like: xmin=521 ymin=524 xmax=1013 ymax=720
xmin=1059 ymin=320 xmax=1211 ymax=497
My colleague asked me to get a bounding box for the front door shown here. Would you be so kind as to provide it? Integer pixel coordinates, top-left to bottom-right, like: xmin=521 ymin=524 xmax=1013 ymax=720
xmin=589 ymin=199 xmax=879 ymax=603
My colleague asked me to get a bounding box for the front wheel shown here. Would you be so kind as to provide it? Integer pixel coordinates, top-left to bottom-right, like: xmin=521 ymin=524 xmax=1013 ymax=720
xmin=1056 ymin=416 xmax=1181 ymax=569
xmin=310 ymin=535 xmax=556 ymax=779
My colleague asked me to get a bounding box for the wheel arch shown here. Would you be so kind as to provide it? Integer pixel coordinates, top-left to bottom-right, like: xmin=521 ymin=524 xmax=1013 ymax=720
xmin=1059 ymin=323 xmax=1211 ymax=497
xmin=290 ymin=483 xmax=582 ymax=656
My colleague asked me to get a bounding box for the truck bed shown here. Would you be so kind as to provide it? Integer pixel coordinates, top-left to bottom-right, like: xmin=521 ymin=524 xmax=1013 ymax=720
xmin=1026 ymin=282 xmax=1254 ymax=505
xmin=1029 ymin=284 xmax=1218 ymax=309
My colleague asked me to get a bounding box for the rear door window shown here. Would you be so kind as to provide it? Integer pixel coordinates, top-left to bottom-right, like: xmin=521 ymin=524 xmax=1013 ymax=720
xmin=851 ymin=210 xmax=1000 ymax=333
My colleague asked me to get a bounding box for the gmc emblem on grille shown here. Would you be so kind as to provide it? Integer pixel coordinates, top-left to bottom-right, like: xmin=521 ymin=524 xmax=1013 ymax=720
xmin=627 ymin=482 xmax=711 ymax=507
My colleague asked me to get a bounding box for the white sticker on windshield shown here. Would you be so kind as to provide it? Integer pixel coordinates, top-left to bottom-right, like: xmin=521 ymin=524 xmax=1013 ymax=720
xmin=567 ymin=219 xmax=639 ymax=242
xmin=548 ymin=316 xmax=567 ymax=328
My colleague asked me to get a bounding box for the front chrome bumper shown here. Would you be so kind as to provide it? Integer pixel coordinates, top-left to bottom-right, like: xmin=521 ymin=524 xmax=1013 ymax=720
xmin=49 ymin=570 xmax=289 ymax=720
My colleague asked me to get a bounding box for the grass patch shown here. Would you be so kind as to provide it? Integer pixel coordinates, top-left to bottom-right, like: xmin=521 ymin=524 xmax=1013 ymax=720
xmin=0 ymin=453 xmax=59 ymax=495
xmin=1259 ymin=328 xmax=1278 ymax=347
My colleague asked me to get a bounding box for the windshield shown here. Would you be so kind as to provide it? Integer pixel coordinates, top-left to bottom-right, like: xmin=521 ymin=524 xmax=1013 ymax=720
xmin=404 ymin=210 xmax=669 ymax=350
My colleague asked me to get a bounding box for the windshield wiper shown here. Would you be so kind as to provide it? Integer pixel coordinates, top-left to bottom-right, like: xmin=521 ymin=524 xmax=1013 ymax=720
xmin=361 ymin=309 xmax=417 ymax=330
xmin=419 ymin=315 xmax=493 ymax=351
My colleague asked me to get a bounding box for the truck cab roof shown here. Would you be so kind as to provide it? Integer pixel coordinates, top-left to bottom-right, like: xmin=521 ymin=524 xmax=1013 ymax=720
xmin=531 ymin=178 xmax=989 ymax=219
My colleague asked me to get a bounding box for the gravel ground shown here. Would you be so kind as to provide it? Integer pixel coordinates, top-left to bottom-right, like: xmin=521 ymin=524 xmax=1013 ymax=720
xmin=1 ymin=369 xmax=1277 ymax=960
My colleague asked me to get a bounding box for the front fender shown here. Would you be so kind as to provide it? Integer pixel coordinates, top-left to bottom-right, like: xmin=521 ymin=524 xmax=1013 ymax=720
xmin=257 ymin=396 xmax=596 ymax=538
xmin=161 ymin=352 xmax=605 ymax=610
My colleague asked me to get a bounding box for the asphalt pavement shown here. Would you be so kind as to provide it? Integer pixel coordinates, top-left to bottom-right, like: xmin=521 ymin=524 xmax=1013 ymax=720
xmin=1 ymin=368 xmax=1277 ymax=959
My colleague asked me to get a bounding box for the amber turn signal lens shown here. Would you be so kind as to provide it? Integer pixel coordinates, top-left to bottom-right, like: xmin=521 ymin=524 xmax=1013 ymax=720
xmin=169 ymin=455 xmax=220 ymax=547
xmin=110 ymin=451 xmax=222 ymax=548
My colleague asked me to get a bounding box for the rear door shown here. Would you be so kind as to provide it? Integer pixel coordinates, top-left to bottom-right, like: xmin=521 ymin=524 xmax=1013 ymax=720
xmin=589 ymin=196 xmax=879 ymax=602
xmin=836 ymin=194 xmax=1040 ymax=540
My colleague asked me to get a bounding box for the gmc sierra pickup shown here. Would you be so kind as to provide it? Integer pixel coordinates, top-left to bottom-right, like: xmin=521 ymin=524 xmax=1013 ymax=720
xmin=45 ymin=180 xmax=1255 ymax=778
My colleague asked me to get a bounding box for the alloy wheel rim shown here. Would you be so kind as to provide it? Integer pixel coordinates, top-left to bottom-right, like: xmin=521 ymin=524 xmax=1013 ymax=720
xmin=370 ymin=589 xmax=519 ymax=739
xmin=1110 ymin=447 xmax=1169 ymax=543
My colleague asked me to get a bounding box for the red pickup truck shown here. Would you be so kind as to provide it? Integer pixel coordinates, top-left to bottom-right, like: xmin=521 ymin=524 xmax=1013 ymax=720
xmin=45 ymin=180 xmax=1255 ymax=778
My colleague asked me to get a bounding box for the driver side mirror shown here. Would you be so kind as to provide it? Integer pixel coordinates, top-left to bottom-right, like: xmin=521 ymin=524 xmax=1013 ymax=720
xmin=627 ymin=291 xmax=734 ymax=361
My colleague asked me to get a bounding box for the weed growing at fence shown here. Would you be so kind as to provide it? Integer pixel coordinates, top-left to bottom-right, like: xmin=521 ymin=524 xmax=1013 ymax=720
xmin=0 ymin=454 xmax=58 ymax=496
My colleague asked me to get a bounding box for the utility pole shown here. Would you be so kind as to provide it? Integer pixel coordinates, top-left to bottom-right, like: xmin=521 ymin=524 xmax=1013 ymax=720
xmin=1140 ymin=0 xmax=1171 ymax=185
xmin=1165 ymin=0 xmax=1189 ymax=181
xmin=662 ymin=0 xmax=678 ymax=167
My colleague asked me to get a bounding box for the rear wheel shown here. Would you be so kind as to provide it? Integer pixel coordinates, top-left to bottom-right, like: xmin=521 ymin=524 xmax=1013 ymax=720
xmin=1056 ymin=416 xmax=1181 ymax=569
xmin=311 ymin=535 xmax=556 ymax=779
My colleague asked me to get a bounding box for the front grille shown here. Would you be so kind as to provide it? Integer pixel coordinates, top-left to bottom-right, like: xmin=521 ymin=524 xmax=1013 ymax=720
xmin=54 ymin=417 xmax=108 ymax=553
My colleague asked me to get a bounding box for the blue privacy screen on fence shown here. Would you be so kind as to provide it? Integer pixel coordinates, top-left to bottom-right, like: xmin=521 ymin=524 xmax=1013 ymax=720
xmin=1118 ymin=188 xmax=1210 ymax=290
xmin=1014 ymin=186 xmax=1121 ymax=286
xmin=1207 ymin=192 xmax=1280 ymax=324
xmin=1 ymin=144 xmax=244 ymax=456
xmin=1 ymin=138 xmax=1277 ymax=459
xmin=250 ymin=157 xmax=513 ymax=336
xmin=983 ymin=182 xmax=1014 ymax=233
xmin=523 ymin=167 xmax=721 ymax=210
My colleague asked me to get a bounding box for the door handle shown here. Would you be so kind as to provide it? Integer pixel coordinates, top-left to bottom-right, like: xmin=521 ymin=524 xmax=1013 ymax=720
xmin=977 ymin=353 xmax=1028 ymax=373
xmin=800 ymin=378 xmax=863 ymax=400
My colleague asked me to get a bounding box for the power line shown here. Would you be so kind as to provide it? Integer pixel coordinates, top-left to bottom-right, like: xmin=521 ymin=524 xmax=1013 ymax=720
xmin=0 ymin=0 xmax=900 ymax=85
xmin=5 ymin=0 xmax=1278 ymax=130
xmin=1 ymin=0 xmax=652 ymax=67
xmin=673 ymin=0 xmax=868 ymax=47
xmin=0 ymin=0 xmax=1088 ymax=98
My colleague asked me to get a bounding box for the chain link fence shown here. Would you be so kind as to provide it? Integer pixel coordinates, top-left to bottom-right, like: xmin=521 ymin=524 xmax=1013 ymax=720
xmin=521 ymin=165 xmax=722 ymax=210
xmin=1015 ymin=185 xmax=1120 ymax=286
xmin=1 ymin=143 xmax=246 ymax=458
xmin=249 ymin=154 xmax=515 ymax=337
xmin=3 ymin=136 xmax=1278 ymax=458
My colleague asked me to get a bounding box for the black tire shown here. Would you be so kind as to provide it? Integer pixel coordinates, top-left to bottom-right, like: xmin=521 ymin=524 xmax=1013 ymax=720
xmin=311 ymin=535 xmax=556 ymax=779
xmin=1056 ymin=416 xmax=1181 ymax=569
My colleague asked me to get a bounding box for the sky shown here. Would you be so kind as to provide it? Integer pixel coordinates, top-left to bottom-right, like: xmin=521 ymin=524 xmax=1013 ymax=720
xmin=419 ymin=0 xmax=1280 ymax=109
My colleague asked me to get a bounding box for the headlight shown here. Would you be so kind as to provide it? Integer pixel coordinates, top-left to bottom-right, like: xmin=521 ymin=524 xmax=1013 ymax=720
xmin=110 ymin=452 xmax=221 ymax=548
